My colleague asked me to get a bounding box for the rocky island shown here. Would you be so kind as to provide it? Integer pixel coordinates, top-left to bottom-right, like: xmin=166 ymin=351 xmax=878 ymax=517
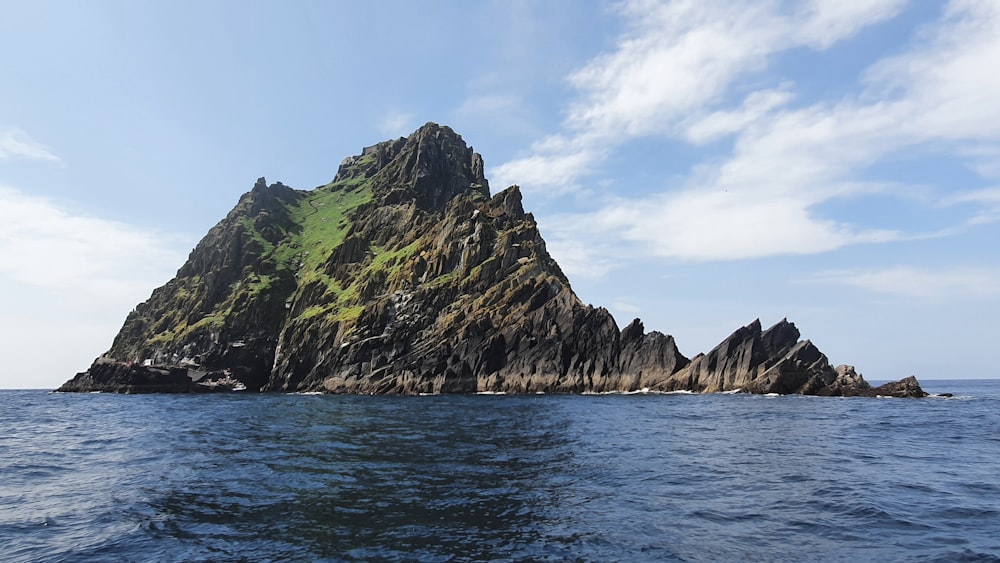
xmin=58 ymin=123 xmax=926 ymax=397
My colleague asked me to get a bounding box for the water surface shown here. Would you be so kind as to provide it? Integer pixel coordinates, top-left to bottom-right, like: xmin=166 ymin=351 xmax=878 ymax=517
xmin=2 ymin=380 xmax=998 ymax=561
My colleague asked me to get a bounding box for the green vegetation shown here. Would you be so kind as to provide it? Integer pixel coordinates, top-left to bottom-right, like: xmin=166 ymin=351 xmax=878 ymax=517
xmin=138 ymin=156 xmax=380 ymax=352
xmin=236 ymin=159 xmax=381 ymax=329
xmin=239 ymin=216 xmax=276 ymax=255
xmin=366 ymin=240 xmax=422 ymax=277
xmin=425 ymin=271 xmax=456 ymax=288
xmin=277 ymin=182 xmax=374 ymax=275
xmin=334 ymin=304 xmax=365 ymax=323
xmin=147 ymin=326 xmax=183 ymax=346
xmin=298 ymin=303 xmax=335 ymax=321
xmin=244 ymin=274 xmax=273 ymax=297
xmin=296 ymin=238 xmax=427 ymax=326
xmin=186 ymin=314 xmax=226 ymax=332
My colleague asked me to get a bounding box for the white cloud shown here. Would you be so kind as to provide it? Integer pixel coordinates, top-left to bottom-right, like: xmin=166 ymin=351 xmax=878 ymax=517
xmin=946 ymin=187 xmax=1000 ymax=205
xmin=491 ymin=142 xmax=599 ymax=194
xmin=959 ymin=144 xmax=1000 ymax=179
xmin=808 ymin=266 xmax=1000 ymax=299
xmin=497 ymin=0 xmax=1000 ymax=265
xmin=540 ymin=225 xmax=622 ymax=279
xmin=0 ymin=127 xmax=61 ymax=163
xmin=0 ymin=185 xmax=186 ymax=309
xmin=0 ymin=185 xmax=189 ymax=388
xmin=943 ymin=186 xmax=1000 ymax=225
xmin=554 ymin=0 xmax=902 ymax=150
xmin=547 ymin=184 xmax=903 ymax=265
xmin=863 ymin=1 xmax=1000 ymax=140
xmin=794 ymin=0 xmax=910 ymax=49
xmin=684 ymin=87 xmax=794 ymax=144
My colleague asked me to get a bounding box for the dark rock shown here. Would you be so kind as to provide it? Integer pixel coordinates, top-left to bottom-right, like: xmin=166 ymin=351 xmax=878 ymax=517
xmin=57 ymin=357 xmax=251 ymax=393
xmin=58 ymin=123 xmax=924 ymax=397
xmin=860 ymin=376 xmax=928 ymax=398
xmin=59 ymin=358 xmax=195 ymax=393
xmin=644 ymin=318 xmax=887 ymax=395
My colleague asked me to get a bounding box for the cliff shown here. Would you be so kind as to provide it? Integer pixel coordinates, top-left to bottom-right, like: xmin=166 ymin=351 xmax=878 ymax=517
xmin=58 ymin=123 xmax=925 ymax=397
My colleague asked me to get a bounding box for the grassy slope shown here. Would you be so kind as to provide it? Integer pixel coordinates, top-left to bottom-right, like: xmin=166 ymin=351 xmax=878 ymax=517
xmin=137 ymin=152 xmax=545 ymax=362
xmin=140 ymin=158 xmax=376 ymax=351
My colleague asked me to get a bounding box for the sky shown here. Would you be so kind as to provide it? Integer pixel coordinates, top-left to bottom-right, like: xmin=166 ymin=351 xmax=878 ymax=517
xmin=2 ymin=0 xmax=999 ymax=389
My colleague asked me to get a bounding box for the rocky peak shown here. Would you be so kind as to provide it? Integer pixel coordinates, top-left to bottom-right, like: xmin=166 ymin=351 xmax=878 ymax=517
xmin=338 ymin=122 xmax=490 ymax=212
xmin=760 ymin=318 xmax=799 ymax=355
xmin=621 ymin=318 xmax=645 ymax=345
xmin=247 ymin=177 xmax=298 ymax=216
xmin=490 ymin=185 xmax=527 ymax=222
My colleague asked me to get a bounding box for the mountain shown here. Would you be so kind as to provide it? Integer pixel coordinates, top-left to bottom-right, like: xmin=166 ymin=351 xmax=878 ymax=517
xmin=58 ymin=123 xmax=925 ymax=397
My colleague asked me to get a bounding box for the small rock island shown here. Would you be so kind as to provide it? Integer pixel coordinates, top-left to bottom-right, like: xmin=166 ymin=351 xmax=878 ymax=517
xmin=58 ymin=124 xmax=926 ymax=397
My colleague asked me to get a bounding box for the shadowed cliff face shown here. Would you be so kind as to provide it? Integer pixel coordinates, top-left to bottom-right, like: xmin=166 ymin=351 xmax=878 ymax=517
xmin=58 ymin=123 xmax=925 ymax=397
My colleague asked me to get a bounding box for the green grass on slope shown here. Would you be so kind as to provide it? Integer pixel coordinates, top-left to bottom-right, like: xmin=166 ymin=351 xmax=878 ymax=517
xmin=142 ymin=169 xmax=375 ymax=350
xmin=278 ymin=181 xmax=374 ymax=277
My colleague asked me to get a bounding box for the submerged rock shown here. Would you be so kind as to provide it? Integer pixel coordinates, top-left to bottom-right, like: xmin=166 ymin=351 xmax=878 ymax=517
xmin=57 ymin=123 xmax=924 ymax=397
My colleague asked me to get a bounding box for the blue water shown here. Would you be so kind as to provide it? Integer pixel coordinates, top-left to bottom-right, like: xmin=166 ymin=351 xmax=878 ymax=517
xmin=1 ymin=381 xmax=999 ymax=562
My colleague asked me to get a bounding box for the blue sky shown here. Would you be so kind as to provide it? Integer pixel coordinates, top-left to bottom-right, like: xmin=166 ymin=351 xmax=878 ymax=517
xmin=3 ymin=0 xmax=999 ymax=389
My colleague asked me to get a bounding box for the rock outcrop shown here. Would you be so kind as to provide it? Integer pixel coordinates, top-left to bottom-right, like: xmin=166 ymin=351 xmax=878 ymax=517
xmin=58 ymin=123 xmax=925 ymax=397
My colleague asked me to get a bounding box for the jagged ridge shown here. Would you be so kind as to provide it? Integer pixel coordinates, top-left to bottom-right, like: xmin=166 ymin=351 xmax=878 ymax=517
xmin=58 ymin=123 xmax=926 ymax=397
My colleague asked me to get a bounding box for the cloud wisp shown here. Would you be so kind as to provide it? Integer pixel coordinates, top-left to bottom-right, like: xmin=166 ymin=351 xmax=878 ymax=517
xmin=0 ymin=127 xmax=62 ymax=163
xmin=944 ymin=186 xmax=1000 ymax=226
xmin=807 ymin=266 xmax=1000 ymax=300
xmin=494 ymin=0 xmax=1000 ymax=271
xmin=492 ymin=0 xmax=906 ymax=192
xmin=0 ymin=185 xmax=187 ymax=311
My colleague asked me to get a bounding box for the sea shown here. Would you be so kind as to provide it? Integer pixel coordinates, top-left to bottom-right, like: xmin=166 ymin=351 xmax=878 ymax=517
xmin=1 ymin=380 xmax=998 ymax=562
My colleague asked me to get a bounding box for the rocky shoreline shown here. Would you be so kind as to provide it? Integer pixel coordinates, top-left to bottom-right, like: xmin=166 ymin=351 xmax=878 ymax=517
xmin=57 ymin=358 xmax=930 ymax=398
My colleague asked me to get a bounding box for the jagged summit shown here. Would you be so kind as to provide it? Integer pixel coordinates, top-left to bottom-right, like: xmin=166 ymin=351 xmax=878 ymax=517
xmin=58 ymin=124 xmax=925 ymax=397
xmin=336 ymin=122 xmax=489 ymax=211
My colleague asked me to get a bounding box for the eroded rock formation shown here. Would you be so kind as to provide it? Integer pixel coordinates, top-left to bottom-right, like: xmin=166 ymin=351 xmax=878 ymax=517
xmin=58 ymin=123 xmax=925 ymax=397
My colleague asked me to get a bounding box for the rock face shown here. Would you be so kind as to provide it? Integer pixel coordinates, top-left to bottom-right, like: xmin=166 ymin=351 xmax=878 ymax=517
xmin=58 ymin=123 xmax=925 ymax=397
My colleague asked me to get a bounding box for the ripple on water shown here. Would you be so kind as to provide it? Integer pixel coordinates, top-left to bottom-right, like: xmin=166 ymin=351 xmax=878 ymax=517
xmin=0 ymin=384 xmax=999 ymax=561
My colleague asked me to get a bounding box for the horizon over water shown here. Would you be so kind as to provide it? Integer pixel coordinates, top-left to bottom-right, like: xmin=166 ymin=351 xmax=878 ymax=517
xmin=2 ymin=380 xmax=999 ymax=562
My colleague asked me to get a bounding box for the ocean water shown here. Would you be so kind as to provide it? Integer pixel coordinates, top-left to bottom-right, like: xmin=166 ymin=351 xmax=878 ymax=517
xmin=1 ymin=381 xmax=998 ymax=562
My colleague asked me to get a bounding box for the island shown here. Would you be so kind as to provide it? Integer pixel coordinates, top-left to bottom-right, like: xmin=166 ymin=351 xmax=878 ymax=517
xmin=58 ymin=124 xmax=927 ymax=398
